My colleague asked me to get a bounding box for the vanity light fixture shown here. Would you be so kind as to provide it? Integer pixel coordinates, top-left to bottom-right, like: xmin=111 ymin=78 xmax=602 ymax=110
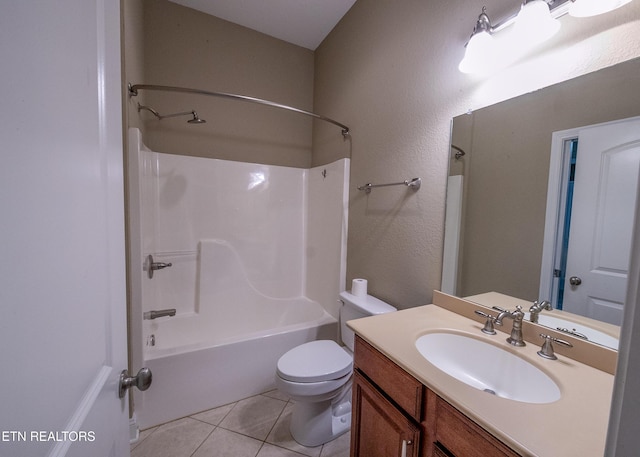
xmin=569 ymin=0 xmax=633 ymax=17
xmin=459 ymin=0 xmax=635 ymax=75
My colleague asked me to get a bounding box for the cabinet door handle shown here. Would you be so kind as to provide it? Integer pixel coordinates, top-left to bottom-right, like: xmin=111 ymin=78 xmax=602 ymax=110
xmin=401 ymin=439 xmax=412 ymax=457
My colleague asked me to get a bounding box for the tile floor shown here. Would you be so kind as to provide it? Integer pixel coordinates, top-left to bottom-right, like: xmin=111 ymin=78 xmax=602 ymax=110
xmin=130 ymin=390 xmax=351 ymax=457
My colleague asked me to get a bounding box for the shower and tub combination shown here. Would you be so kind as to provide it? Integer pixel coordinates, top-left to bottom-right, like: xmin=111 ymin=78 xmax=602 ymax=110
xmin=127 ymin=88 xmax=350 ymax=429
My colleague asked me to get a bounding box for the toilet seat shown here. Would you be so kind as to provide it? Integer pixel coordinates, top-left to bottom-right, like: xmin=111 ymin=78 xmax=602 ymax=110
xmin=275 ymin=371 xmax=352 ymax=400
xmin=277 ymin=340 xmax=353 ymax=382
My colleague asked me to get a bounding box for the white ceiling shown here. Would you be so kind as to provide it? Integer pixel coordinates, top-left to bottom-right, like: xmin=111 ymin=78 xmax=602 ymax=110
xmin=168 ymin=0 xmax=357 ymax=50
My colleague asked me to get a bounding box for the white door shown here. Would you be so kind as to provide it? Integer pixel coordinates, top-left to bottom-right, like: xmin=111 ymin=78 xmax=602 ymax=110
xmin=0 ymin=2 xmax=129 ymax=457
xmin=562 ymin=117 xmax=640 ymax=325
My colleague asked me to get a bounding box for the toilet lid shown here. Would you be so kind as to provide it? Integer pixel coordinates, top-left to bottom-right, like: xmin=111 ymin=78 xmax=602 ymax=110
xmin=277 ymin=340 xmax=353 ymax=383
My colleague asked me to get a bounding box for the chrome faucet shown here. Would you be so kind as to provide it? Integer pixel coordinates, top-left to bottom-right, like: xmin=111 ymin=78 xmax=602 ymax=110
xmin=494 ymin=305 xmax=526 ymax=347
xmin=529 ymin=300 xmax=552 ymax=323
xmin=537 ymin=333 xmax=573 ymax=360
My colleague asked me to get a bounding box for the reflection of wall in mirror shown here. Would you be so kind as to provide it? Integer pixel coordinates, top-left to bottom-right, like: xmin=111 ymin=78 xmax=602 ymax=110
xmin=449 ymin=58 xmax=640 ymax=302
xmin=449 ymin=113 xmax=473 ymax=295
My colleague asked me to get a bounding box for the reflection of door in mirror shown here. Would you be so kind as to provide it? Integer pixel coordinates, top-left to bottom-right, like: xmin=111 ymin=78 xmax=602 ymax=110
xmin=540 ymin=117 xmax=640 ymax=325
xmin=444 ymin=57 xmax=640 ymax=332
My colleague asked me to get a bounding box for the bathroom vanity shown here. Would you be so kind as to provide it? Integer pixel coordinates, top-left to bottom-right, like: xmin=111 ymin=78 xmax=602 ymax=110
xmin=347 ymin=292 xmax=615 ymax=457
xmin=352 ymin=336 xmax=519 ymax=456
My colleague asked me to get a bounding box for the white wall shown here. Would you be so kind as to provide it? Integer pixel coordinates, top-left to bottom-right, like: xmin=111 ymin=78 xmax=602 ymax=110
xmin=607 ymin=177 xmax=640 ymax=454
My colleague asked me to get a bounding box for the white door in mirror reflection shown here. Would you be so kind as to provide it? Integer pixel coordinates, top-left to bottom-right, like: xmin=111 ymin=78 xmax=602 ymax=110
xmin=563 ymin=117 xmax=640 ymax=325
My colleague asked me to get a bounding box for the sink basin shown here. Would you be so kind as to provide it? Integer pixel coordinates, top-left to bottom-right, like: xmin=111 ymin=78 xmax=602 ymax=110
xmin=415 ymin=332 xmax=560 ymax=404
xmin=526 ymin=313 xmax=619 ymax=349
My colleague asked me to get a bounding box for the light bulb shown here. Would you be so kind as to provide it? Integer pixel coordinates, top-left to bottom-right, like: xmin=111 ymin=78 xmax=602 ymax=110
xmin=514 ymin=0 xmax=560 ymax=45
xmin=459 ymin=30 xmax=497 ymax=74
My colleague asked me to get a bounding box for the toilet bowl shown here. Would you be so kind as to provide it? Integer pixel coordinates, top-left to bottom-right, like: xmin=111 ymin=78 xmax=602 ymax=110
xmin=275 ymin=291 xmax=396 ymax=447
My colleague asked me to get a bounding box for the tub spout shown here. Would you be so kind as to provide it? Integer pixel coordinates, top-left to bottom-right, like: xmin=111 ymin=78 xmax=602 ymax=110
xmin=144 ymin=309 xmax=177 ymax=320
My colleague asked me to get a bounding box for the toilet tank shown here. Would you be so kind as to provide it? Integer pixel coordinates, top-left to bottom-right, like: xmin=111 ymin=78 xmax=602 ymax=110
xmin=339 ymin=291 xmax=397 ymax=351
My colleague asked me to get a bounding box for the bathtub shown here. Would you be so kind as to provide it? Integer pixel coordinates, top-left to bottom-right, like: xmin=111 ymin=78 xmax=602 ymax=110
xmin=136 ymin=297 xmax=337 ymax=429
xmin=128 ymin=133 xmax=349 ymax=430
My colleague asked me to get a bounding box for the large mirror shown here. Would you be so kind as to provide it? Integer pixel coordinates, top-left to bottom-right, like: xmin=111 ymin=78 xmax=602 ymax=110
xmin=443 ymin=57 xmax=640 ymax=350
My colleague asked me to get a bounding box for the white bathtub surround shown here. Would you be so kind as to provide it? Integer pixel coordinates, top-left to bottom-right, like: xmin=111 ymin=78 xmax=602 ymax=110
xmin=128 ymin=129 xmax=350 ymax=429
xmin=305 ymin=159 xmax=350 ymax=318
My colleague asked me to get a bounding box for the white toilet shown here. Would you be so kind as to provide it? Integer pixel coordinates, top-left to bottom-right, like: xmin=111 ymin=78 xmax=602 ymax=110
xmin=275 ymin=290 xmax=397 ymax=447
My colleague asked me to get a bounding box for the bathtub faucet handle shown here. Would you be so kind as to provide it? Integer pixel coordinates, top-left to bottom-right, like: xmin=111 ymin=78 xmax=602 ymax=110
xmin=144 ymin=254 xmax=173 ymax=279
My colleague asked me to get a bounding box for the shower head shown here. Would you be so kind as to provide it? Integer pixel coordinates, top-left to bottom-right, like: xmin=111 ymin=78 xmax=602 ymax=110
xmin=137 ymin=103 xmax=206 ymax=125
xmin=188 ymin=111 xmax=206 ymax=124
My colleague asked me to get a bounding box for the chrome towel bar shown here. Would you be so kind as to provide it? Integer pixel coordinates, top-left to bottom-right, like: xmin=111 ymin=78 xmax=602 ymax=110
xmin=357 ymin=177 xmax=421 ymax=194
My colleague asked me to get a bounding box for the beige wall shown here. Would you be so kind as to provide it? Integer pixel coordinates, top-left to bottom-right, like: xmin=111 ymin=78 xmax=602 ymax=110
xmin=314 ymin=0 xmax=640 ymax=309
xmin=134 ymin=0 xmax=315 ymax=168
xmin=123 ymin=0 xmax=640 ymax=309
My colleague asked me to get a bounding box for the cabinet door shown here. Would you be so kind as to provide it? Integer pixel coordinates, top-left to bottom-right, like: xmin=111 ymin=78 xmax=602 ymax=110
xmin=434 ymin=397 xmax=520 ymax=457
xmin=354 ymin=336 xmax=424 ymax=420
xmin=351 ymin=371 xmax=420 ymax=457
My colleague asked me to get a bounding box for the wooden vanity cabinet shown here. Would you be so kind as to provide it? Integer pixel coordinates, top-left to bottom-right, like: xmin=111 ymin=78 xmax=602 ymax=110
xmin=351 ymin=371 xmax=421 ymax=457
xmin=351 ymin=336 xmax=423 ymax=457
xmin=351 ymin=336 xmax=520 ymax=457
xmin=425 ymin=389 xmax=520 ymax=457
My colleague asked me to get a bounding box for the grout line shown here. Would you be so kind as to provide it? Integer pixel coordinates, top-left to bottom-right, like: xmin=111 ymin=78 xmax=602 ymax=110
xmin=131 ymin=425 xmax=159 ymax=450
xmin=188 ymin=400 xmax=237 ymax=427
xmin=255 ymin=441 xmax=266 ymax=457
xmin=189 ymin=426 xmax=216 ymax=457
xmin=269 ymin=443 xmax=318 ymax=457
xmin=265 ymin=399 xmax=288 ymax=440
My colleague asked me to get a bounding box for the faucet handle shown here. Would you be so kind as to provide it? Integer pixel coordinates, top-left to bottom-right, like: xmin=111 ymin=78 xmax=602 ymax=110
xmin=474 ymin=310 xmax=498 ymax=335
xmin=537 ymin=333 xmax=573 ymax=360
xmin=530 ymin=300 xmax=552 ymax=312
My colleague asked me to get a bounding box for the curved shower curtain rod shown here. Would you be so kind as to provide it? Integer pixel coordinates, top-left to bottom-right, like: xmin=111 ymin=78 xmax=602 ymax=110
xmin=128 ymin=83 xmax=350 ymax=138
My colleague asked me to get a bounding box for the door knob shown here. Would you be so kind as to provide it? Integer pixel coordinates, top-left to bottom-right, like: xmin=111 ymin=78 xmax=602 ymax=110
xmin=569 ymin=276 xmax=582 ymax=286
xmin=119 ymin=367 xmax=152 ymax=399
